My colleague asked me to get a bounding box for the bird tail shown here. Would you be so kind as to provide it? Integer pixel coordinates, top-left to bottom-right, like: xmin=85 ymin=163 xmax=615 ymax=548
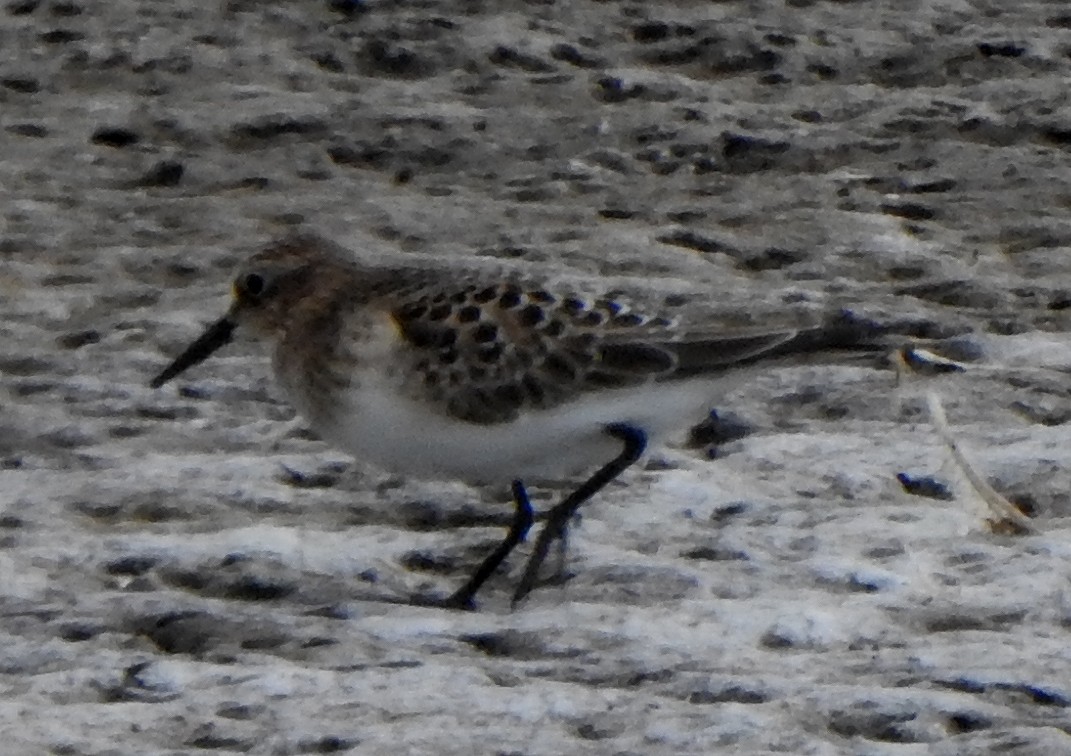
xmin=668 ymin=309 xmax=891 ymax=379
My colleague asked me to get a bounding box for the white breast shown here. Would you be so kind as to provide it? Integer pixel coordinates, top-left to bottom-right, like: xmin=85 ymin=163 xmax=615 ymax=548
xmin=274 ymin=309 xmax=716 ymax=484
xmin=303 ymin=372 xmax=715 ymax=484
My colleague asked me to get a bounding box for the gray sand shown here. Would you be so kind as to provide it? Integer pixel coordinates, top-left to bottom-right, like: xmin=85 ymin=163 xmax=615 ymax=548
xmin=2 ymin=1 xmax=1070 ymax=753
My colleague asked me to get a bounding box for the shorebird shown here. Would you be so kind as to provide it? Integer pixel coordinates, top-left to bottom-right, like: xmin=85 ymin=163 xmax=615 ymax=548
xmin=151 ymin=234 xmax=883 ymax=608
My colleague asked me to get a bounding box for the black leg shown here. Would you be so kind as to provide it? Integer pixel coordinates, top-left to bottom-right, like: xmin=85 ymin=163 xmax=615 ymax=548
xmin=511 ymin=423 xmax=647 ymax=608
xmin=442 ymin=479 xmax=534 ymax=610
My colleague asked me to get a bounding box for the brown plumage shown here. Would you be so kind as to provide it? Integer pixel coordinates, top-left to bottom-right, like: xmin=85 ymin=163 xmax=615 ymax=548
xmin=150 ymin=233 xmax=888 ymax=608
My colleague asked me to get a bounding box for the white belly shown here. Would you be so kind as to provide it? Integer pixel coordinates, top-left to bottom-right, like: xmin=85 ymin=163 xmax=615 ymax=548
xmin=304 ymin=377 xmax=715 ymax=484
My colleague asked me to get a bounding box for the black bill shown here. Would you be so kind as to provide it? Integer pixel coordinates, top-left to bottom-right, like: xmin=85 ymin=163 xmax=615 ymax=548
xmin=150 ymin=317 xmax=236 ymax=388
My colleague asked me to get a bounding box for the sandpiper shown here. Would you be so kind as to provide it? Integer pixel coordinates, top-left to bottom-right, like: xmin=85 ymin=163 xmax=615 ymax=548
xmin=151 ymin=234 xmax=884 ymax=608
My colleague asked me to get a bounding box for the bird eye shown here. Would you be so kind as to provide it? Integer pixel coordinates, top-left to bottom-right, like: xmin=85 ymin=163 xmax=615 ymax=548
xmin=239 ymin=272 xmax=265 ymax=298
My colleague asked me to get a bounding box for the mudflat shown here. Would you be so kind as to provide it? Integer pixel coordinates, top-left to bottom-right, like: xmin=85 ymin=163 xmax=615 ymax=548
xmin=2 ymin=2 xmax=1070 ymax=753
